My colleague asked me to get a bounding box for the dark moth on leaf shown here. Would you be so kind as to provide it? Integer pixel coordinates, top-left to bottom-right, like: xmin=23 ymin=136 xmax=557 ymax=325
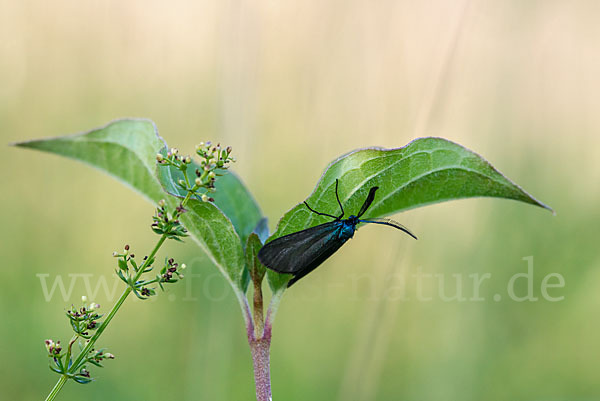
xmin=258 ymin=179 xmax=417 ymax=287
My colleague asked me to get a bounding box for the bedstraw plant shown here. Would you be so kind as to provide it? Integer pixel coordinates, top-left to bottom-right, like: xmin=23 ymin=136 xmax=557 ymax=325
xmin=15 ymin=119 xmax=552 ymax=401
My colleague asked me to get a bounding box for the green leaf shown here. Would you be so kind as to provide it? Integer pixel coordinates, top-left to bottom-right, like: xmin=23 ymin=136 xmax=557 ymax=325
xmin=246 ymin=233 xmax=266 ymax=285
xmin=73 ymin=376 xmax=93 ymax=384
xmin=240 ymin=218 xmax=270 ymax=292
xmin=179 ymin=199 xmax=246 ymax=291
xmin=212 ymin=172 xmax=263 ymax=246
xmin=15 ymin=119 xmax=264 ymax=295
xmin=252 ymin=218 xmax=270 ymax=244
xmin=14 ymin=120 xmax=264 ymax=244
xmin=117 ymin=259 xmax=128 ymax=271
xmin=14 ymin=119 xmax=166 ymax=202
xmin=267 ymin=137 xmax=552 ymax=291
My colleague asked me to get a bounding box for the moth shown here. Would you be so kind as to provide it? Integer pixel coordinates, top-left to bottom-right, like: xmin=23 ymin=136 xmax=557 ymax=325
xmin=258 ymin=179 xmax=417 ymax=287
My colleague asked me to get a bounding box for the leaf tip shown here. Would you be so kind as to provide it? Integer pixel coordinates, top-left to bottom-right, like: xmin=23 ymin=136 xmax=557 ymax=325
xmin=526 ymin=195 xmax=554 ymax=215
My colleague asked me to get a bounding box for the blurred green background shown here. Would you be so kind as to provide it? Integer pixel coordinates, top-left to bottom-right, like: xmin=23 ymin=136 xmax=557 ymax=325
xmin=2 ymin=1 xmax=599 ymax=400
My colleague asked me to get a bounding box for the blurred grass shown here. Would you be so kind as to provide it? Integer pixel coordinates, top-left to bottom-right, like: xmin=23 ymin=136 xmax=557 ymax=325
xmin=2 ymin=0 xmax=599 ymax=400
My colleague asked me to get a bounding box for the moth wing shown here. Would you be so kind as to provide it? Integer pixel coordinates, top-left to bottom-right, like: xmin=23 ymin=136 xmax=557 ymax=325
xmin=258 ymin=222 xmax=349 ymax=285
xmin=285 ymin=233 xmax=350 ymax=287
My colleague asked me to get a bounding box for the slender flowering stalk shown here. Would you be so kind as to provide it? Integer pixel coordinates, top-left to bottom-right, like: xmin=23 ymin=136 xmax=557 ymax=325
xmin=43 ymin=142 xmax=235 ymax=401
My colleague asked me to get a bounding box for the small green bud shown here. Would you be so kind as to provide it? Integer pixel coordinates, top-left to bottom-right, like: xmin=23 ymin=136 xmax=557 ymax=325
xmin=178 ymin=179 xmax=185 ymax=186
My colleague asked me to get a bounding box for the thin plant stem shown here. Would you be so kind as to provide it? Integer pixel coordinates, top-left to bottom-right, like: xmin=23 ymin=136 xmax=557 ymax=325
xmin=44 ymin=375 xmax=68 ymax=401
xmin=72 ymin=235 xmax=167 ymax=367
xmin=42 ymin=145 xmax=227 ymax=401
xmin=44 ymin=233 xmax=168 ymax=401
xmin=252 ymin=277 xmax=264 ymax=338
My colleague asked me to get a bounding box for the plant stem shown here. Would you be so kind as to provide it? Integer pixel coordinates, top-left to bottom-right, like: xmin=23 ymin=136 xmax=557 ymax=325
xmin=44 ymin=375 xmax=67 ymax=401
xmin=252 ymin=279 xmax=264 ymax=338
xmin=249 ymin=322 xmax=272 ymax=401
xmin=247 ymin=288 xmax=285 ymax=401
xmin=43 ymin=234 xmax=167 ymax=401
xmin=74 ymin=235 xmax=166 ymax=366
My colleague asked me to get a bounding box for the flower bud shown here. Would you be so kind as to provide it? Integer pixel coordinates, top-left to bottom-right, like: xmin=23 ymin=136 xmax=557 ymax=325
xmin=201 ymin=194 xmax=209 ymax=202
xmin=208 ymin=171 xmax=216 ymax=179
xmin=195 ymin=177 xmax=202 ymax=186
xmin=181 ymin=263 xmax=187 ymax=270
xmin=156 ymin=153 xmax=164 ymax=162
xmin=184 ymin=155 xmax=192 ymax=164
xmin=158 ymin=199 xmax=166 ymax=207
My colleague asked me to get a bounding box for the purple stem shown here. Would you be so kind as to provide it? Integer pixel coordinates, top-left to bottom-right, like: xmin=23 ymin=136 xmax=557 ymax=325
xmin=249 ymin=329 xmax=272 ymax=401
xmin=242 ymin=290 xmax=273 ymax=401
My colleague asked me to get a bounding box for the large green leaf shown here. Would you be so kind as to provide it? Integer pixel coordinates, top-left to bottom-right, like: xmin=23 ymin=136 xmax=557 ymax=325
xmin=15 ymin=119 xmax=263 ymax=239
xmin=266 ymin=137 xmax=552 ymax=291
xmin=180 ymin=199 xmax=246 ymax=291
xmin=14 ymin=119 xmax=165 ymax=202
xmin=14 ymin=118 xmax=263 ymax=295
